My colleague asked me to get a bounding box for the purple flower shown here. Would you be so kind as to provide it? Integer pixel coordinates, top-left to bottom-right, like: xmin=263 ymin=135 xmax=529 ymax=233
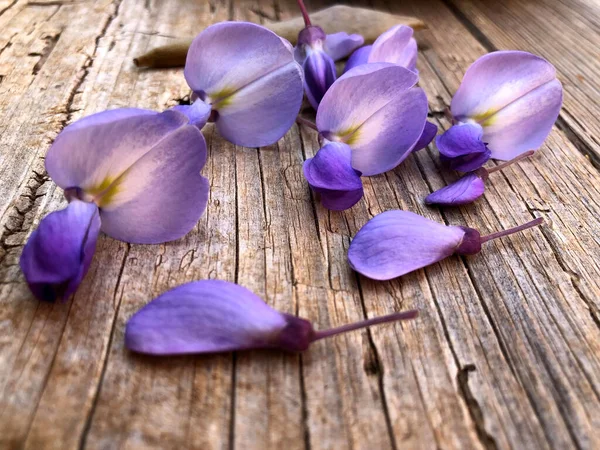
xmin=425 ymin=151 xmax=534 ymax=206
xmin=125 ymin=280 xmax=418 ymax=355
xmin=412 ymin=120 xmax=438 ymax=152
xmin=348 ymin=210 xmax=543 ymax=280
xmin=436 ymin=122 xmax=491 ymax=172
xmin=443 ymin=51 xmax=563 ymax=161
xmin=184 ymin=22 xmax=304 ymax=147
xmin=20 ymin=200 xmax=100 ymax=302
xmin=317 ymin=63 xmax=429 ymax=176
xmin=345 ymin=25 xmax=418 ymax=73
xmin=21 ymin=107 xmax=209 ymax=301
xmin=303 ymin=142 xmax=363 ymax=210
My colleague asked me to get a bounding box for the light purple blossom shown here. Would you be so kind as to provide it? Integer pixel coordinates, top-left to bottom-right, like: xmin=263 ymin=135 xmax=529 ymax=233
xmin=348 ymin=210 xmax=543 ymax=280
xmin=125 ymin=280 xmax=418 ymax=355
xmin=436 ymin=122 xmax=491 ymax=172
xmin=441 ymin=51 xmax=563 ymax=162
xmin=21 ymin=107 xmax=209 ymax=301
xmin=183 ymin=22 xmax=304 ymax=147
xmin=317 ymin=63 xmax=429 ymax=176
xmin=303 ymin=142 xmax=363 ymax=210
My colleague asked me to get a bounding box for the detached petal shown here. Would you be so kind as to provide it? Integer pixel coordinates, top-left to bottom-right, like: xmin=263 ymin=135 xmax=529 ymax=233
xmin=125 ymin=280 xmax=313 ymax=355
xmin=412 ymin=121 xmax=438 ymax=152
xmin=317 ymin=64 xmax=427 ymax=175
xmin=303 ymin=142 xmax=363 ymax=210
xmin=436 ymin=123 xmax=491 ymax=172
xmin=451 ymin=51 xmax=562 ymax=159
xmin=184 ymin=22 xmax=304 ymax=147
xmin=98 ymin=125 xmax=209 ymax=244
xmin=368 ymin=25 xmax=418 ymax=71
xmin=325 ymin=32 xmax=364 ymax=61
xmin=344 ymin=45 xmax=372 ymax=73
xmin=348 ymin=210 xmax=465 ymax=280
xmin=425 ymin=172 xmax=486 ymax=206
xmin=303 ymin=50 xmax=337 ymax=110
xmin=20 ymin=200 xmax=100 ymax=302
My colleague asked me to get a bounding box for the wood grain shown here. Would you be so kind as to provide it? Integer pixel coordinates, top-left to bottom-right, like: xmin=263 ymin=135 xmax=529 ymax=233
xmin=0 ymin=0 xmax=599 ymax=449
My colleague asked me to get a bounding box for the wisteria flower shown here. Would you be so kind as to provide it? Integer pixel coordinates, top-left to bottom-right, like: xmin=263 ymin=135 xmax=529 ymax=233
xmin=426 ymin=151 xmax=534 ymax=206
xmin=317 ymin=63 xmax=429 ymax=176
xmin=20 ymin=108 xmax=209 ymax=301
xmin=436 ymin=122 xmax=491 ymax=172
xmin=345 ymin=25 xmax=418 ymax=73
xmin=125 ymin=280 xmax=418 ymax=355
xmin=183 ymin=22 xmax=304 ymax=147
xmin=440 ymin=51 xmax=562 ymax=164
xmin=303 ymin=142 xmax=363 ymax=210
xmin=348 ymin=210 xmax=543 ymax=280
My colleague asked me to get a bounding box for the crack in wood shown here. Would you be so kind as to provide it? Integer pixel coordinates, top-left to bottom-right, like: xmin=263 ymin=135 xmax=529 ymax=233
xmin=32 ymin=31 xmax=62 ymax=75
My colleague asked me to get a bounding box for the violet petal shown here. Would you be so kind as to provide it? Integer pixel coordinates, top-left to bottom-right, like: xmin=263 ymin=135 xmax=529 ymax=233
xmin=344 ymin=45 xmax=372 ymax=73
xmin=324 ymin=32 xmax=364 ymax=61
xmin=425 ymin=172 xmax=486 ymax=206
xmin=436 ymin=123 xmax=491 ymax=172
xmin=317 ymin=63 xmax=427 ymax=176
xmin=303 ymin=142 xmax=364 ymax=210
xmin=303 ymin=50 xmax=337 ymax=110
xmin=368 ymin=25 xmax=418 ymax=71
xmin=412 ymin=121 xmax=438 ymax=152
xmin=451 ymin=51 xmax=562 ymax=160
xmin=184 ymin=22 xmax=304 ymax=147
xmin=172 ymin=99 xmax=212 ymax=128
xmin=19 ymin=200 xmax=100 ymax=302
xmin=125 ymin=280 xmax=313 ymax=355
xmin=348 ymin=210 xmax=466 ymax=280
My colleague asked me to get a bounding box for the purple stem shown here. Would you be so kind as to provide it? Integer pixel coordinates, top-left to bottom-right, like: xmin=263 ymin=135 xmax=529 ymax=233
xmin=312 ymin=310 xmax=419 ymax=341
xmin=296 ymin=0 xmax=312 ymax=27
xmin=487 ymin=150 xmax=535 ymax=174
xmin=480 ymin=217 xmax=544 ymax=244
xmin=296 ymin=116 xmax=318 ymax=131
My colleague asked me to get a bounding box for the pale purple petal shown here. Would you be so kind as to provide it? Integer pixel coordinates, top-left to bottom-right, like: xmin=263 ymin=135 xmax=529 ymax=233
xmin=98 ymin=125 xmax=209 ymax=244
xmin=412 ymin=121 xmax=438 ymax=152
xmin=425 ymin=172 xmax=486 ymax=206
xmin=451 ymin=51 xmax=562 ymax=159
xmin=368 ymin=25 xmax=418 ymax=71
xmin=325 ymin=32 xmax=364 ymax=61
xmin=303 ymin=142 xmax=363 ymax=210
xmin=172 ymin=99 xmax=212 ymax=128
xmin=184 ymin=22 xmax=303 ymax=147
xmin=125 ymin=280 xmax=312 ymax=355
xmin=303 ymin=51 xmax=337 ymax=110
xmin=46 ymin=110 xmax=189 ymax=193
xmin=481 ymin=79 xmax=562 ymax=160
xmin=317 ymin=64 xmax=427 ymax=176
xmin=20 ymin=200 xmax=100 ymax=302
xmin=436 ymin=123 xmax=491 ymax=172
xmin=344 ymin=45 xmax=372 ymax=72
xmin=348 ymin=210 xmax=465 ymax=280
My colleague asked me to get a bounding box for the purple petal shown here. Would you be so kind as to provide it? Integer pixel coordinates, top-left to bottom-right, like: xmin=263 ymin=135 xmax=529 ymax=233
xmin=348 ymin=210 xmax=466 ymax=280
xmin=303 ymin=142 xmax=363 ymax=210
xmin=46 ymin=109 xmax=189 ymax=193
xmin=184 ymin=22 xmax=304 ymax=147
xmin=317 ymin=64 xmax=427 ymax=176
xmin=172 ymin=99 xmax=212 ymax=128
xmin=425 ymin=172 xmax=486 ymax=206
xmin=325 ymin=32 xmax=364 ymax=61
xmin=98 ymin=125 xmax=209 ymax=244
xmin=125 ymin=280 xmax=313 ymax=355
xmin=436 ymin=123 xmax=491 ymax=172
xmin=412 ymin=121 xmax=438 ymax=152
xmin=451 ymin=51 xmax=562 ymax=159
xmin=19 ymin=200 xmax=100 ymax=302
xmin=303 ymin=50 xmax=337 ymax=110
xmin=369 ymin=25 xmax=418 ymax=71
xmin=344 ymin=45 xmax=372 ymax=73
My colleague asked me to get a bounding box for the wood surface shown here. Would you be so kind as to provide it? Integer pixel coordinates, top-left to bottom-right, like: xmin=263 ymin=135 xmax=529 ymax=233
xmin=0 ymin=0 xmax=599 ymax=449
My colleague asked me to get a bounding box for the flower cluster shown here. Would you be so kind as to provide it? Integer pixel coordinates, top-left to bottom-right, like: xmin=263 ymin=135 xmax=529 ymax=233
xmin=20 ymin=1 xmax=562 ymax=356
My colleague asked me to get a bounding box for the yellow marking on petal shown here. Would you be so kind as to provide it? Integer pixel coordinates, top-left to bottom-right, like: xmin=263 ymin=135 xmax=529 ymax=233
xmin=210 ymin=87 xmax=237 ymax=109
xmin=336 ymin=125 xmax=361 ymax=145
xmin=85 ymin=176 xmax=122 ymax=207
xmin=471 ymin=108 xmax=497 ymax=126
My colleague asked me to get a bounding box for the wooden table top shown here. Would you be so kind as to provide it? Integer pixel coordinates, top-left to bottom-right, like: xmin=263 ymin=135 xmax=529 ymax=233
xmin=0 ymin=0 xmax=598 ymax=448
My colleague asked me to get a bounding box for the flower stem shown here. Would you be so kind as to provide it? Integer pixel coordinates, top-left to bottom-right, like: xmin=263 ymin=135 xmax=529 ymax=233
xmin=296 ymin=0 xmax=312 ymax=27
xmin=480 ymin=217 xmax=544 ymax=243
xmin=296 ymin=116 xmax=318 ymax=131
xmin=487 ymin=150 xmax=535 ymax=173
xmin=312 ymin=310 xmax=419 ymax=341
